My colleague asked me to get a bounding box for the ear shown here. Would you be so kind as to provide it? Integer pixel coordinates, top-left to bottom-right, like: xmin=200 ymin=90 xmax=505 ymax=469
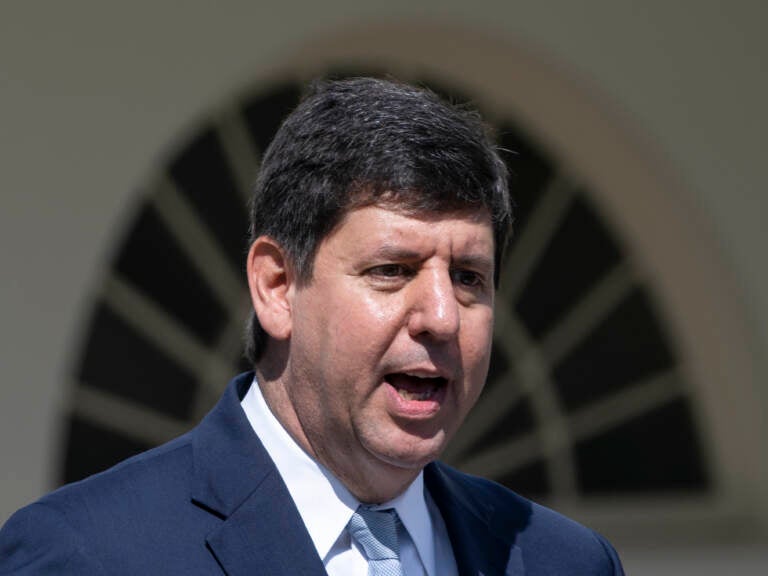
xmin=246 ymin=236 xmax=295 ymax=341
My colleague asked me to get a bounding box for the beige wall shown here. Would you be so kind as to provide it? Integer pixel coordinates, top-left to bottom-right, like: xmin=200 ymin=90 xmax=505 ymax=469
xmin=1 ymin=2 xmax=766 ymax=573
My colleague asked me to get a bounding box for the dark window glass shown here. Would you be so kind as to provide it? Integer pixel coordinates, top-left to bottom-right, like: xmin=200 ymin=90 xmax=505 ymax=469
xmin=62 ymin=416 xmax=151 ymax=484
xmin=497 ymin=459 xmax=551 ymax=499
xmin=553 ymin=287 xmax=674 ymax=411
xmin=484 ymin=339 xmax=513 ymax=393
xmin=575 ymin=398 xmax=709 ymax=493
xmin=77 ymin=303 xmax=198 ymax=420
xmin=114 ymin=205 xmax=227 ymax=346
xmin=169 ymin=127 xmax=249 ymax=269
xmin=462 ymin=395 xmax=536 ymax=458
xmin=515 ymin=196 xmax=622 ymax=340
xmin=242 ymin=83 xmax=303 ymax=153
xmin=497 ymin=122 xmax=554 ymax=233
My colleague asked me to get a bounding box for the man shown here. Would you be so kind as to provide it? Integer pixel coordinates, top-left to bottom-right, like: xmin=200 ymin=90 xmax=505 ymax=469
xmin=0 ymin=78 xmax=623 ymax=574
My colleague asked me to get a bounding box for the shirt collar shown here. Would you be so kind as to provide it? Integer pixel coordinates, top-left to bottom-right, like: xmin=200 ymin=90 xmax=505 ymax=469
xmin=241 ymin=376 xmax=436 ymax=575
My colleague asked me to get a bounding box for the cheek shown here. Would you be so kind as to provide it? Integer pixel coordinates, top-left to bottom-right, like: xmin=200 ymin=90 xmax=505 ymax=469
xmin=460 ymin=311 xmax=495 ymax=378
xmin=332 ymin=293 xmax=404 ymax=349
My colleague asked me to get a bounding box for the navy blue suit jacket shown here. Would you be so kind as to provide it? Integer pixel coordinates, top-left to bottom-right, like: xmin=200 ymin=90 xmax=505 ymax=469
xmin=0 ymin=373 xmax=623 ymax=575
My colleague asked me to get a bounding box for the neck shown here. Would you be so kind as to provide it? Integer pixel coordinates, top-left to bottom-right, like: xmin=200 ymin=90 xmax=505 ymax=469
xmin=254 ymin=364 xmax=422 ymax=504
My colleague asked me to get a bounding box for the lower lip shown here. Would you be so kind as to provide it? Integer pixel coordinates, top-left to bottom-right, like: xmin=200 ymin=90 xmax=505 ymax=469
xmin=384 ymin=381 xmax=447 ymax=418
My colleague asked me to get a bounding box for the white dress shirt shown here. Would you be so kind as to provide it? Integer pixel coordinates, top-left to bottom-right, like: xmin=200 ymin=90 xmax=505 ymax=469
xmin=241 ymin=377 xmax=458 ymax=576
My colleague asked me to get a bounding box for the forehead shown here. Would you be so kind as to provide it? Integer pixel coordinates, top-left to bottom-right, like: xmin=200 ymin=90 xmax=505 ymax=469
xmin=324 ymin=204 xmax=494 ymax=254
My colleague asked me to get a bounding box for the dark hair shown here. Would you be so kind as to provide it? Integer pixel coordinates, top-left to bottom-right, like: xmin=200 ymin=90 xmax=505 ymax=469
xmin=245 ymin=77 xmax=512 ymax=362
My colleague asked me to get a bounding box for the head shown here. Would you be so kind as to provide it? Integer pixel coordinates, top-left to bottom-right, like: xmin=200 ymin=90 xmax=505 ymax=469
xmin=245 ymin=77 xmax=512 ymax=501
xmin=245 ymin=77 xmax=511 ymax=363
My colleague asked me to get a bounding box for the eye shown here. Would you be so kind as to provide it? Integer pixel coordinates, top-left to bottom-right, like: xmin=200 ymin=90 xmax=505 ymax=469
xmin=367 ymin=264 xmax=411 ymax=278
xmin=451 ymin=269 xmax=485 ymax=288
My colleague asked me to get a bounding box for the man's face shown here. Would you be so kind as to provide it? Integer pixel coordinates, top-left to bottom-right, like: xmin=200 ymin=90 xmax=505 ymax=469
xmin=278 ymin=204 xmax=495 ymax=499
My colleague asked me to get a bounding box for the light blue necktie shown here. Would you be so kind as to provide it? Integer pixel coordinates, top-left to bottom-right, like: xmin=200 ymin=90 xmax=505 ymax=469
xmin=347 ymin=506 xmax=404 ymax=576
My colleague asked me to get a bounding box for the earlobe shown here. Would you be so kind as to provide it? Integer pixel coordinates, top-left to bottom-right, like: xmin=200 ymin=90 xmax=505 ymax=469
xmin=246 ymin=237 xmax=294 ymax=341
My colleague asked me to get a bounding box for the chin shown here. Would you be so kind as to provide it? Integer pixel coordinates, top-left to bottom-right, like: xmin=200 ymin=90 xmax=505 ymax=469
xmin=370 ymin=437 xmax=447 ymax=471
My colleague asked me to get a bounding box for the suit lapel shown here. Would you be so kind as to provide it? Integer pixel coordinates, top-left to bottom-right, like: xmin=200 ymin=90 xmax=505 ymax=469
xmin=190 ymin=373 xmax=327 ymax=576
xmin=425 ymin=463 xmax=524 ymax=576
xmin=205 ymin=468 xmax=326 ymax=576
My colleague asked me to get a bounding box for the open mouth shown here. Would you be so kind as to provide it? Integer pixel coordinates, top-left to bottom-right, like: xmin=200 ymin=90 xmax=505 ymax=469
xmin=384 ymin=373 xmax=448 ymax=401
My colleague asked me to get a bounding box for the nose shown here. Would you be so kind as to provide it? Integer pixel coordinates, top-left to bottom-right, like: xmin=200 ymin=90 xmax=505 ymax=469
xmin=407 ymin=269 xmax=460 ymax=341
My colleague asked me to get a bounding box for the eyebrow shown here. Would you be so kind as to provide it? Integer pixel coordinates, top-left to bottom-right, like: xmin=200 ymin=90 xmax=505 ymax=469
xmin=452 ymin=254 xmax=494 ymax=274
xmin=370 ymin=245 xmax=423 ymax=261
xmin=370 ymin=245 xmax=494 ymax=273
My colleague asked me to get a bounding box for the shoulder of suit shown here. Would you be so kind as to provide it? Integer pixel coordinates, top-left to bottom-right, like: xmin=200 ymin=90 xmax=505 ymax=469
xmin=20 ymin=429 xmax=196 ymax=526
xmin=429 ymin=461 xmax=619 ymax=562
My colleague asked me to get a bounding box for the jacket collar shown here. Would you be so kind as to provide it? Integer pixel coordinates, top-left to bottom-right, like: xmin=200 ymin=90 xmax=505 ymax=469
xmin=425 ymin=462 xmax=527 ymax=575
xmin=190 ymin=372 xmax=327 ymax=576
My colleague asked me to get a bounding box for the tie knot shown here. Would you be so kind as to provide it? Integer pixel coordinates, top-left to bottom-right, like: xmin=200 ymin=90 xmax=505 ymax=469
xmin=348 ymin=506 xmax=401 ymax=562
